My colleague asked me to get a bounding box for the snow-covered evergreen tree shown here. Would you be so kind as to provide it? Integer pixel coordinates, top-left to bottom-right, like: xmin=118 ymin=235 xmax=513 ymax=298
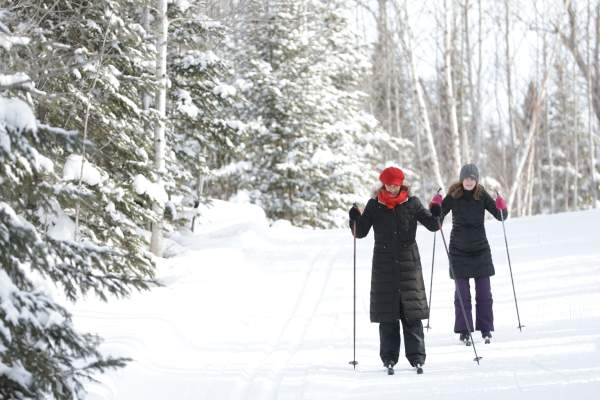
xmin=232 ymin=0 xmax=407 ymax=227
xmin=166 ymin=1 xmax=245 ymax=209
xmin=7 ymin=0 xmax=163 ymax=265
xmin=1 ymin=5 xmax=155 ymax=399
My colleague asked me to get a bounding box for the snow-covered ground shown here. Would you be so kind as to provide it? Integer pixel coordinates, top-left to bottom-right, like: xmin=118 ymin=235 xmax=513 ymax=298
xmin=74 ymin=200 xmax=600 ymax=400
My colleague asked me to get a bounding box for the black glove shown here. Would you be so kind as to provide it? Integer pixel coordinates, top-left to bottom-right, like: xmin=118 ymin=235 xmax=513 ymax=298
xmin=429 ymin=203 xmax=441 ymax=217
xmin=349 ymin=206 xmax=361 ymax=222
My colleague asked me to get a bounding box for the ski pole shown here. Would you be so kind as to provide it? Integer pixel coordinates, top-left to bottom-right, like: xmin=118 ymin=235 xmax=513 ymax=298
xmin=349 ymin=205 xmax=359 ymax=370
xmin=437 ymin=218 xmax=482 ymax=364
xmin=425 ymin=231 xmax=436 ymax=331
xmin=496 ymin=191 xmax=524 ymax=331
xmin=426 ymin=188 xmax=442 ymax=331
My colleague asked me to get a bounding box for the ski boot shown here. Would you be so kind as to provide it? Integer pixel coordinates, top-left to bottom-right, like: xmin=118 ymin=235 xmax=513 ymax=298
xmin=415 ymin=363 xmax=424 ymax=374
xmin=384 ymin=361 xmax=395 ymax=375
xmin=482 ymin=331 xmax=492 ymax=344
xmin=459 ymin=332 xmax=472 ymax=346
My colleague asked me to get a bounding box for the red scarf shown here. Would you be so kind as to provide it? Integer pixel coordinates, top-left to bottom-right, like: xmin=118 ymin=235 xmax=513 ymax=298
xmin=378 ymin=188 xmax=409 ymax=209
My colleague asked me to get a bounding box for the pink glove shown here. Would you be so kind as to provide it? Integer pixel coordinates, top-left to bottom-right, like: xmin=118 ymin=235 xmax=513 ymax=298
xmin=495 ymin=195 xmax=507 ymax=211
xmin=429 ymin=194 xmax=443 ymax=207
xmin=429 ymin=194 xmax=443 ymax=217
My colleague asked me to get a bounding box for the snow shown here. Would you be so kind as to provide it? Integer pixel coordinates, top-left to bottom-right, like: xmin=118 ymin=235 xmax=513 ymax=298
xmin=174 ymin=89 xmax=200 ymax=119
xmin=311 ymin=148 xmax=337 ymax=164
xmin=0 ymin=128 xmax=9 ymax=153
xmin=37 ymin=123 xmax=78 ymax=137
xmin=173 ymin=0 xmax=192 ymax=12
xmin=0 ymin=360 xmax=32 ymax=390
xmin=73 ymin=202 xmax=600 ymax=399
xmin=0 ymin=269 xmax=20 ymax=325
xmin=179 ymin=50 xmax=220 ymax=70
xmin=211 ymin=161 xmax=252 ymax=178
xmin=133 ymin=174 xmax=168 ymax=206
xmin=213 ymin=82 xmax=237 ymax=98
xmin=63 ymin=154 xmax=106 ymax=186
xmin=38 ymin=200 xmax=76 ymax=241
xmin=0 ymin=96 xmax=37 ymax=134
xmin=0 ymin=72 xmax=33 ymax=89
xmin=0 ymin=33 xmax=30 ymax=51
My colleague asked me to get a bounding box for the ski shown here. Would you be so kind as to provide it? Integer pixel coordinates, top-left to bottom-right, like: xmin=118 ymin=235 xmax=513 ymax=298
xmin=484 ymin=337 xmax=491 ymax=344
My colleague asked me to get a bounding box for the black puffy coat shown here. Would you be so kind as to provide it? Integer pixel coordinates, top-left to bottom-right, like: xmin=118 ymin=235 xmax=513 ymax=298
xmin=351 ymin=196 xmax=439 ymax=322
xmin=440 ymin=188 xmax=508 ymax=279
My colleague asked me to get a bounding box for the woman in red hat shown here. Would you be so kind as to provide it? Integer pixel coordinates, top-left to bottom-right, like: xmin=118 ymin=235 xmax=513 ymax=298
xmin=349 ymin=166 xmax=439 ymax=375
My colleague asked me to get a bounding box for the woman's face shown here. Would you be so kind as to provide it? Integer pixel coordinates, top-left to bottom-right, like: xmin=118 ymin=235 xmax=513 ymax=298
xmin=384 ymin=184 xmax=401 ymax=195
xmin=462 ymin=177 xmax=477 ymax=191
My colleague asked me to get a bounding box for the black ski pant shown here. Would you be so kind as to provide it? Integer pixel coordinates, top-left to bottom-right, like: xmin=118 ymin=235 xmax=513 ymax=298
xmin=379 ymin=318 xmax=426 ymax=367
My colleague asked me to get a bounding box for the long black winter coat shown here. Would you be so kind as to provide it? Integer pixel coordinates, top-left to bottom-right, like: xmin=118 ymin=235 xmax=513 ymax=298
xmin=351 ymin=196 xmax=439 ymax=323
xmin=440 ymin=188 xmax=508 ymax=279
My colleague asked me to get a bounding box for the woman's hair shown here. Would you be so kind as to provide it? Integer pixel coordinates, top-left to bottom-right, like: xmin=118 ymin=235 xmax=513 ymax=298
xmin=448 ymin=181 xmax=484 ymax=200
xmin=373 ymin=184 xmax=410 ymax=198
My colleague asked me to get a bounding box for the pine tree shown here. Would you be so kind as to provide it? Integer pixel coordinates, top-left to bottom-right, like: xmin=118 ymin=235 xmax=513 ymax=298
xmin=8 ymin=0 xmax=161 ymax=267
xmin=1 ymin=4 xmax=155 ymax=398
xmin=166 ymin=1 xmax=245 ymax=208
xmin=232 ymin=0 xmax=403 ymax=227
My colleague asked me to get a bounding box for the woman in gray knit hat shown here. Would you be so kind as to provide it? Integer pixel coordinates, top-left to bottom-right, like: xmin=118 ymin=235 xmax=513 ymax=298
xmin=428 ymin=164 xmax=508 ymax=345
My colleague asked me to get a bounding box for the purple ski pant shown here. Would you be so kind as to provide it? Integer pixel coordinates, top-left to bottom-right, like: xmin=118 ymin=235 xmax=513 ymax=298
xmin=454 ymin=277 xmax=494 ymax=333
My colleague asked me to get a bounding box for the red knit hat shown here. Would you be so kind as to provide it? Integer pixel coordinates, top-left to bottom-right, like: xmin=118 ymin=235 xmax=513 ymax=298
xmin=379 ymin=166 xmax=405 ymax=186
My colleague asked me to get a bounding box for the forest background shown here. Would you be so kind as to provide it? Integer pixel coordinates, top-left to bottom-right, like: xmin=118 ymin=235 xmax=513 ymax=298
xmin=1 ymin=0 xmax=599 ymax=398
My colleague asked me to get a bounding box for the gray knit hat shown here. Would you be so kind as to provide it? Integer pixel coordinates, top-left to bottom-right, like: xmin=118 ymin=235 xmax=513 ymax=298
xmin=459 ymin=163 xmax=479 ymax=181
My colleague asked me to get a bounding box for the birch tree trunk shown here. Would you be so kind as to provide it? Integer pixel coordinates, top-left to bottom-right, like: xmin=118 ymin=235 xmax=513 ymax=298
xmin=588 ymin=0 xmax=598 ymax=206
xmin=564 ymin=161 xmax=570 ymax=212
xmin=508 ymin=72 xmax=550 ymax=208
xmin=445 ymin=0 xmax=462 ymax=173
xmin=150 ymin=0 xmax=168 ymax=257
xmin=474 ymin=0 xmax=483 ymax=163
xmin=378 ymin=0 xmax=393 ymax=135
xmin=505 ymin=0 xmax=516 ymax=149
xmin=393 ymin=69 xmax=403 ymax=139
xmin=573 ymin=65 xmax=579 ymax=210
xmin=543 ymin=34 xmax=555 ymax=213
xmin=525 ymin=144 xmax=536 ymax=215
xmin=142 ymin=6 xmax=152 ymax=111
xmin=464 ymin=0 xmax=476 ymax=163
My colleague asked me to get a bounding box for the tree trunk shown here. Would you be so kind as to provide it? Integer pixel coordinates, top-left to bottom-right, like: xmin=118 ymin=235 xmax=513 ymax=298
xmin=542 ymin=31 xmax=555 ymax=213
xmin=474 ymin=0 xmax=483 ymax=164
xmin=464 ymin=0 xmax=477 ymax=163
xmin=505 ymin=0 xmax=516 ymax=165
xmin=378 ymin=0 xmax=393 ymax=136
xmin=445 ymin=0 xmax=462 ymax=173
xmin=508 ymin=73 xmax=550 ymax=209
xmin=565 ymin=161 xmax=570 ymax=212
xmin=150 ymin=0 xmax=168 ymax=257
xmin=525 ymin=143 xmax=536 ymax=215
xmin=394 ymin=69 xmax=403 ymax=139
xmin=573 ymin=65 xmax=579 ymax=210
xmin=588 ymin=0 xmax=598 ymax=206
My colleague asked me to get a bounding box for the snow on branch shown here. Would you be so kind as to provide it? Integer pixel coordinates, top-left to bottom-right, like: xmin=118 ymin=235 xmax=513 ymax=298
xmin=37 ymin=123 xmax=78 ymax=137
xmin=62 ymin=154 xmax=107 ymax=186
xmin=133 ymin=174 xmax=168 ymax=206
xmin=0 ymin=96 xmax=37 ymax=134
